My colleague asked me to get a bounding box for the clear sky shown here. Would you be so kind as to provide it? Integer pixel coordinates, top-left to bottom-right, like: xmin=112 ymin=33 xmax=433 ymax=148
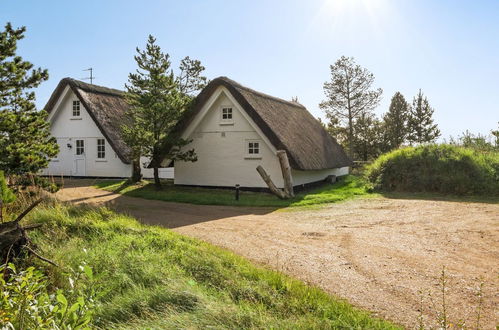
xmin=2 ymin=0 xmax=498 ymax=139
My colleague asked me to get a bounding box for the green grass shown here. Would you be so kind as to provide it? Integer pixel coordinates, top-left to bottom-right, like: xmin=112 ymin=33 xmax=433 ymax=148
xmin=25 ymin=203 xmax=399 ymax=329
xmin=94 ymin=175 xmax=373 ymax=208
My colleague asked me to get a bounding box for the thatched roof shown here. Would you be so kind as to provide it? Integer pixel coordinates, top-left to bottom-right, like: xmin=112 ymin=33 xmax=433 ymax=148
xmin=44 ymin=78 xmax=132 ymax=164
xmin=179 ymin=77 xmax=352 ymax=170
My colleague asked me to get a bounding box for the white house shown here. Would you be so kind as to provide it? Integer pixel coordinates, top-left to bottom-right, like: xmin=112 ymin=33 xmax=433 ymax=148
xmin=42 ymin=78 xmax=173 ymax=178
xmin=169 ymin=77 xmax=351 ymax=189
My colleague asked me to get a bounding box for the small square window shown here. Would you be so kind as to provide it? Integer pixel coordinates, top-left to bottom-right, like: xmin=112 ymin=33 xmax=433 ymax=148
xmin=97 ymin=139 xmax=105 ymax=159
xmin=73 ymin=100 xmax=81 ymax=117
xmin=248 ymin=141 xmax=260 ymax=155
xmin=222 ymin=107 xmax=232 ymax=120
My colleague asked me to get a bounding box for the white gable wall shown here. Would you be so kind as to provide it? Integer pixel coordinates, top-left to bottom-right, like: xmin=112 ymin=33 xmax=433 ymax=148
xmin=175 ymin=88 xmax=285 ymax=188
xmin=44 ymin=88 xmax=131 ymax=177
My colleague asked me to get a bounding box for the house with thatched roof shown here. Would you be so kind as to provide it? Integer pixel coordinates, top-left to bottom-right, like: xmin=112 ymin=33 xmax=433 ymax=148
xmin=169 ymin=77 xmax=351 ymax=189
xmin=42 ymin=78 xmax=173 ymax=178
xmin=42 ymin=76 xmax=350 ymax=185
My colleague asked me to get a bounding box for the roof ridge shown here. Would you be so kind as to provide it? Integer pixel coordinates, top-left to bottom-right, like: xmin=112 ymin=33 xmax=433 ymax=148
xmin=216 ymin=76 xmax=305 ymax=109
xmin=63 ymin=77 xmax=124 ymax=97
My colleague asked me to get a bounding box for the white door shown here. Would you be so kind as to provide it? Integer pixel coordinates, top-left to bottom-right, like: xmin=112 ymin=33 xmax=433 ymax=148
xmin=73 ymin=139 xmax=86 ymax=176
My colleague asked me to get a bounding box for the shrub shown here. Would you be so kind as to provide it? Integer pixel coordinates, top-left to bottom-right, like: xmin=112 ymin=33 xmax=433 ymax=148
xmin=365 ymin=144 xmax=499 ymax=195
xmin=0 ymin=263 xmax=96 ymax=329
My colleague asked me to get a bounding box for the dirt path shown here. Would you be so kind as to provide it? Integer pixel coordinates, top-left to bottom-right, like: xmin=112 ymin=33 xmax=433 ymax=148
xmin=56 ymin=180 xmax=499 ymax=328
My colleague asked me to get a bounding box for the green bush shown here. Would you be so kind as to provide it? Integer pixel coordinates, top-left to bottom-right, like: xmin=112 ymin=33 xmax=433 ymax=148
xmin=365 ymin=144 xmax=499 ymax=195
xmin=0 ymin=263 xmax=96 ymax=329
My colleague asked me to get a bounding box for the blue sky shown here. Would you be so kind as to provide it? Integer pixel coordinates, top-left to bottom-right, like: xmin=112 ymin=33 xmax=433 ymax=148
xmin=2 ymin=0 xmax=498 ymax=139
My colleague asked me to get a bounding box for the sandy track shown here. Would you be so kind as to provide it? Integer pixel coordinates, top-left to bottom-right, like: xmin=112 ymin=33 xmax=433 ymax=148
xmin=56 ymin=180 xmax=499 ymax=328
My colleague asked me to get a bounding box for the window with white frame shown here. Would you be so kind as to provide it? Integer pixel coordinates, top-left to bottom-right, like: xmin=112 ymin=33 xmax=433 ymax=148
xmin=221 ymin=107 xmax=233 ymax=121
xmin=247 ymin=141 xmax=260 ymax=155
xmin=97 ymin=139 xmax=105 ymax=159
xmin=75 ymin=139 xmax=84 ymax=155
xmin=72 ymin=100 xmax=81 ymax=117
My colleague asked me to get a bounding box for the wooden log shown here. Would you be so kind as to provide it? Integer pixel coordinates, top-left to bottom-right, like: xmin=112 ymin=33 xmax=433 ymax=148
xmin=256 ymin=165 xmax=287 ymax=199
xmin=277 ymin=150 xmax=294 ymax=197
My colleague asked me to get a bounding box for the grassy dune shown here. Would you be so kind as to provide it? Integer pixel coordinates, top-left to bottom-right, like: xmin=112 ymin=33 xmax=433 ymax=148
xmin=26 ymin=203 xmax=399 ymax=329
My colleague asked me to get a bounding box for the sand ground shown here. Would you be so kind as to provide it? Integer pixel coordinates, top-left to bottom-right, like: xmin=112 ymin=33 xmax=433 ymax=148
xmin=56 ymin=179 xmax=499 ymax=328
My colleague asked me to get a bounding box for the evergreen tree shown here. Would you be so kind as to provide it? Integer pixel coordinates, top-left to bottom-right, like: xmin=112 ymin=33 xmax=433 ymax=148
xmin=122 ymin=35 xmax=206 ymax=188
xmin=321 ymin=116 xmax=349 ymax=149
xmin=0 ymin=23 xmax=58 ymax=176
xmin=351 ymin=113 xmax=384 ymax=161
xmin=320 ymin=56 xmax=382 ymax=158
xmin=407 ymin=89 xmax=440 ymax=144
xmin=383 ymin=92 xmax=409 ymax=151
xmin=491 ymin=122 xmax=499 ymax=148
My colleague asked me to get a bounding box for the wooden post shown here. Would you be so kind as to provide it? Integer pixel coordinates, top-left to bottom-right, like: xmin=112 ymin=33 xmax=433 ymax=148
xmin=256 ymin=165 xmax=287 ymax=199
xmin=277 ymin=150 xmax=294 ymax=197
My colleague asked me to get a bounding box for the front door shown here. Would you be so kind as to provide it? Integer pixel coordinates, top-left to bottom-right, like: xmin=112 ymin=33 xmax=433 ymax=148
xmin=73 ymin=139 xmax=86 ymax=176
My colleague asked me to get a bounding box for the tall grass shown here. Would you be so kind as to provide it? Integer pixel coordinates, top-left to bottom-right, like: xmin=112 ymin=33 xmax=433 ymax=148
xmin=365 ymin=144 xmax=499 ymax=195
xmin=23 ymin=203 xmax=399 ymax=329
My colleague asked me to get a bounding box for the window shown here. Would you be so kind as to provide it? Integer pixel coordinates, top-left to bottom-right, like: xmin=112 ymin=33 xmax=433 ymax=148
xmin=222 ymin=107 xmax=232 ymax=121
xmin=97 ymin=139 xmax=105 ymax=159
xmin=248 ymin=141 xmax=260 ymax=155
xmin=72 ymin=100 xmax=81 ymax=117
xmin=75 ymin=139 xmax=84 ymax=155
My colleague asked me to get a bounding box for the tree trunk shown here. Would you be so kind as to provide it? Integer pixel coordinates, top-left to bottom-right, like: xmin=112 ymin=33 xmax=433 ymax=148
xmin=153 ymin=166 xmax=161 ymax=189
xmin=348 ymin=114 xmax=354 ymax=159
xmin=277 ymin=150 xmax=294 ymax=197
xmin=131 ymin=158 xmax=142 ymax=183
xmin=256 ymin=166 xmax=287 ymax=199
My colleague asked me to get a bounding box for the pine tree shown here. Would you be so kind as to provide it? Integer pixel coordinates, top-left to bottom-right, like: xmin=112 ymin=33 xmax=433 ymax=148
xmin=383 ymin=92 xmax=409 ymax=151
xmin=491 ymin=122 xmax=499 ymax=148
xmin=320 ymin=56 xmax=383 ymax=158
xmin=351 ymin=112 xmax=384 ymax=161
xmin=0 ymin=23 xmax=58 ymax=177
xmin=122 ymin=35 xmax=206 ymax=188
xmin=407 ymin=89 xmax=440 ymax=144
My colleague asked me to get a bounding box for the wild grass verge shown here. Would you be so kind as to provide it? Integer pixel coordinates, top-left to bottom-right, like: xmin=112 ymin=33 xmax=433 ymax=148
xmin=17 ymin=203 xmax=399 ymax=329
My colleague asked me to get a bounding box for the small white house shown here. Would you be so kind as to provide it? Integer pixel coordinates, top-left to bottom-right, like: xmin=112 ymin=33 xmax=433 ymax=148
xmin=42 ymin=78 xmax=173 ymax=178
xmin=170 ymin=77 xmax=351 ymax=189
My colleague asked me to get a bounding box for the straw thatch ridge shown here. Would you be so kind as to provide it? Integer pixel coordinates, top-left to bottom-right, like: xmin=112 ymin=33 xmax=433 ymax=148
xmin=177 ymin=77 xmax=352 ymax=170
xmin=44 ymin=78 xmax=132 ymax=164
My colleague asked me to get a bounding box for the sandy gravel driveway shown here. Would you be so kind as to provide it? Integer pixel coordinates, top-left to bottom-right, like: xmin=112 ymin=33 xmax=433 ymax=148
xmin=56 ymin=179 xmax=498 ymax=328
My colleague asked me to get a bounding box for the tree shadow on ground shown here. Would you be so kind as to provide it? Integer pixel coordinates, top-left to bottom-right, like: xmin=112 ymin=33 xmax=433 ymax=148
xmin=56 ymin=178 xmax=278 ymax=229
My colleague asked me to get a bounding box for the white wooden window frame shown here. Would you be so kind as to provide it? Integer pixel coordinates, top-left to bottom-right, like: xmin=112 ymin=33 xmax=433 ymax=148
xmin=220 ymin=106 xmax=234 ymax=125
xmin=75 ymin=139 xmax=85 ymax=155
xmin=245 ymin=140 xmax=262 ymax=159
xmin=97 ymin=138 xmax=106 ymax=159
xmin=72 ymin=100 xmax=81 ymax=117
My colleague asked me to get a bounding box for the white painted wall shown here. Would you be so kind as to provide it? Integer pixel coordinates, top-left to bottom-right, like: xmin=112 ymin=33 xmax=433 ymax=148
xmin=291 ymin=166 xmax=350 ymax=186
xmin=175 ymin=89 xmax=285 ymax=188
xmin=43 ymin=88 xmax=173 ymax=179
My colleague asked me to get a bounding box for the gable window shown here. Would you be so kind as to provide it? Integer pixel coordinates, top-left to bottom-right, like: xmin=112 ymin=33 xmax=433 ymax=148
xmin=248 ymin=141 xmax=260 ymax=155
xmin=221 ymin=107 xmax=233 ymax=121
xmin=72 ymin=100 xmax=81 ymax=117
xmin=97 ymin=139 xmax=105 ymax=159
xmin=75 ymin=139 xmax=84 ymax=155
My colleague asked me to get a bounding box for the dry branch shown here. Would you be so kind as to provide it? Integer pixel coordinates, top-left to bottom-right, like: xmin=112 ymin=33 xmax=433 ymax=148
xmin=256 ymin=166 xmax=287 ymax=199
xmin=277 ymin=150 xmax=294 ymax=197
xmin=1 ymin=199 xmax=55 ymax=266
